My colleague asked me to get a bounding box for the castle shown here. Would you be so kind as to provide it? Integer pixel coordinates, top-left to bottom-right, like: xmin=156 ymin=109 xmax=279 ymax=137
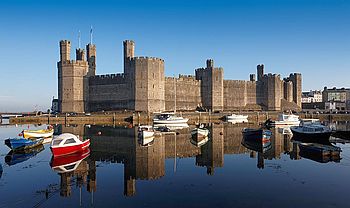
xmin=57 ymin=40 xmax=302 ymax=113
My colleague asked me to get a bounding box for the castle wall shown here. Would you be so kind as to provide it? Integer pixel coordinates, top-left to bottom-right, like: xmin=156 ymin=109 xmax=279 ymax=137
xmin=88 ymin=74 xmax=131 ymax=111
xmin=164 ymin=75 xmax=201 ymax=111
xmin=223 ymin=80 xmax=247 ymax=109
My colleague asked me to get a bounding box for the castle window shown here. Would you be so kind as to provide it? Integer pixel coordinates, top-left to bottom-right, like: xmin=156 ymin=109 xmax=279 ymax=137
xmin=153 ymin=84 xmax=155 ymax=88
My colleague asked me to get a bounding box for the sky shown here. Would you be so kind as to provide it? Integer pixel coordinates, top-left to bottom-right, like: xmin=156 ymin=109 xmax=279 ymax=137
xmin=0 ymin=0 xmax=349 ymax=112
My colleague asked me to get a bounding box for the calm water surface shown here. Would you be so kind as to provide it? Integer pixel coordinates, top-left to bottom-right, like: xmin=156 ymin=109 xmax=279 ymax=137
xmin=0 ymin=121 xmax=350 ymax=208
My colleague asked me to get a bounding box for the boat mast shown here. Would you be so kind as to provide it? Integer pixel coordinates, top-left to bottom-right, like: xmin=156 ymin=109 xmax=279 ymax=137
xmin=78 ymin=30 xmax=81 ymax=48
xmin=174 ymin=75 xmax=176 ymax=113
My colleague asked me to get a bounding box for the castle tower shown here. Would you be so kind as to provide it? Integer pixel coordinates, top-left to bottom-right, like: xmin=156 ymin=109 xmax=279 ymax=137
xmin=59 ymin=40 xmax=71 ymax=61
xmin=129 ymin=57 xmax=165 ymax=112
xmin=123 ymin=40 xmax=135 ymax=74
xmin=266 ymin=74 xmax=282 ymax=111
xmin=195 ymin=60 xmax=224 ymax=111
xmin=206 ymin=59 xmax=214 ymax=68
xmin=76 ymin=48 xmax=85 ymax=61
xmin=86 ymin=44 xmax=96 ymax=76
xmin=289 ymin=73 xmax=302 ymax=108
xmin=57 ymin=40 xmax=89 ymax=113
xmin=257 ymin=64 xmax=264 ymax=81
xmin=283 ymin=80 xmax=293 ymax=102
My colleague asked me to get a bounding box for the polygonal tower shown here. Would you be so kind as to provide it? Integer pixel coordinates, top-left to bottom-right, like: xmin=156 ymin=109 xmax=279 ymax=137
xmin=57 ymin=40 xmax=89 ymax=113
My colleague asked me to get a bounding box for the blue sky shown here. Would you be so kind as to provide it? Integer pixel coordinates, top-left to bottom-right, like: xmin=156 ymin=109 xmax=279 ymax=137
xmin=0 ymin=0 xmax=349 ymax=111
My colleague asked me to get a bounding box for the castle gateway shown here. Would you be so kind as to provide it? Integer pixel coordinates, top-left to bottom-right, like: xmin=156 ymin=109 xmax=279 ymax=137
xmin=57 ymin=40 xmax=302 ymax=113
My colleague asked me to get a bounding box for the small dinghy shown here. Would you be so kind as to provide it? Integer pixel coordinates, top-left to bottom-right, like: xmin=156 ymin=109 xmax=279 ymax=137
xmin=4 ymin=137 xmax=44 ymax=151
xmin=22 ymin=129 xmax=54 ymax=139
xmin=50 ymin=133 xmax=90 ymax=157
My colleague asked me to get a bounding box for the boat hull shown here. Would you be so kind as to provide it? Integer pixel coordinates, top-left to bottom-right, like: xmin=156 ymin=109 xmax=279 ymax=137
xmin=51 ymin=139 xmax=90 ymax=157
xmin=242 ymin=129 xmax=271 ymax=141
xmin=153 ymin=118 xmax=189 ymax=124
xmin=23 ymin=129 xmax=54 ymax=138
xmin=291 ymin=129 xmax=332 ymax=143
xmin=5 ymin=138 xmax=44 ymax=151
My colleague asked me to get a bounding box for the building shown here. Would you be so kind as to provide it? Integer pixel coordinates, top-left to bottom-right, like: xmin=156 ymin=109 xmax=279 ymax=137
xmin=51 ymin=97 xmax=59 ymax=113
xmin=57 ymin=39 xmax=302 ymax=113
xmin=322 ymin=87 xmax=350 ymax=110
xmin=302 ymin=90 xmax=322 ymax=103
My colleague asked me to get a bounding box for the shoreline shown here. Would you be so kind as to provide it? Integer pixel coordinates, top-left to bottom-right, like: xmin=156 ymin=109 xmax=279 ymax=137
xmin=7 ymin=111 xmax=350 ymax=125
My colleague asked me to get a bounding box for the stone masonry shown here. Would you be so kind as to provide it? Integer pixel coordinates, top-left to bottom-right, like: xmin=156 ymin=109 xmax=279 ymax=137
xmin=57 ymin=40 xmax=302 ymax=113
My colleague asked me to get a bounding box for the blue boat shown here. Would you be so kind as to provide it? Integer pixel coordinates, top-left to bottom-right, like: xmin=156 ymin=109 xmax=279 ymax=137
xmin=4 ymin=137 xmax=44 ymax=151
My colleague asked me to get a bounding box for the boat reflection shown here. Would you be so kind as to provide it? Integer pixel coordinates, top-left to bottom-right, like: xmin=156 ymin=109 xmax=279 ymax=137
xmin=277 ymin=127 xmax=292 ymax=135
xmin=241 ymin=136 xmax=272 ymax=153
xmin=293 ymin=141 xmax=341 ymax=163
xmin=138 ymin=136 xmax=155 ymax=147
xmin=153 ymin=123 xmax=189 ymax=131
xmin=50 ymin=148 xmax=90 ymax=174
xmin=5 ymin=145 xmax=44 ymax=166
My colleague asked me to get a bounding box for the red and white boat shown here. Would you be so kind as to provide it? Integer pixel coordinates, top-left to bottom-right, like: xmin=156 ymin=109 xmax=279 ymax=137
xmin=50 ymin=133 xmax=90 ymax=157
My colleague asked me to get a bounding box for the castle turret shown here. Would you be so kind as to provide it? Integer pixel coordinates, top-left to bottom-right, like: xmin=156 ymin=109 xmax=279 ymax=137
xmin=206 ymin=59 xmax=214 ymax=69
xmin=86 ymin=44 xmax=96 ymax=76
xmin=250 ymin=74 xmax=256 ymax=82
xmin=60 ymin=40 xmax=71 ymax=61
xmin=76 ymin=48 xmax=85 ymax=61
xmin=289 ymin=73 xmax=302 ymax=108
xmin=283 ymin=80 xmax=293 ymax=102
xmin=123 ymin=40 xmax=135 ymax=74
xmin=257 ymin=64 xmax=264 ymax=81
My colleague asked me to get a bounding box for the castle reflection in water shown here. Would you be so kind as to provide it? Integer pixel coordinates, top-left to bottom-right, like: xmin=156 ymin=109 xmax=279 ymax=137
xmin=53 ymin=123 xmax=341 ymax=198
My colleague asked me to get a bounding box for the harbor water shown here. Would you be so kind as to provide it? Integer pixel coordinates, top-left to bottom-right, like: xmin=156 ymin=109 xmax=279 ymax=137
xmin=0 ymin=121 xmax=350 ymax=207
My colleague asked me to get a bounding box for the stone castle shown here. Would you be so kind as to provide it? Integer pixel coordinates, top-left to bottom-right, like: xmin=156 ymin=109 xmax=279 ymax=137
xmin=57 ymin=40 xmax=302 ymax=113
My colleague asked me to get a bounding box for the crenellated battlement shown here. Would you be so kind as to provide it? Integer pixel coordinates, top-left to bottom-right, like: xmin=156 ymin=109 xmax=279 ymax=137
xmin=128 ymin=56 xmax=164 ymax=63
xmin=89 ymin=73 xmax=127 ymax=85
xmin=60 ymin=60 xmax=88 ymax=66
xmin=265 ymin=73 xmax=281 ymax=79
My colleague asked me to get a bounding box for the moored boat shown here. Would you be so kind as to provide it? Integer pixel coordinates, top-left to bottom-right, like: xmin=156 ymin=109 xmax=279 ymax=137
xmin=242 ymin=128 xmax=272 ymax=141
xmin=266 ymin=113 xmax=300 ymax=126
xmin=22 ymin=129 xmax=54 ymax=139
xmin=153 ymin=112 xmax=188 ymax=124
xmin=291 ymin=119 xmax=332 ymax=143
xmin=5 ymin=137 xmax=44 ymax=151
xmin=226 ymin=114 xmax=248 ymax=123
xmin=50 ymin=133 xmax=90 ymax=157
